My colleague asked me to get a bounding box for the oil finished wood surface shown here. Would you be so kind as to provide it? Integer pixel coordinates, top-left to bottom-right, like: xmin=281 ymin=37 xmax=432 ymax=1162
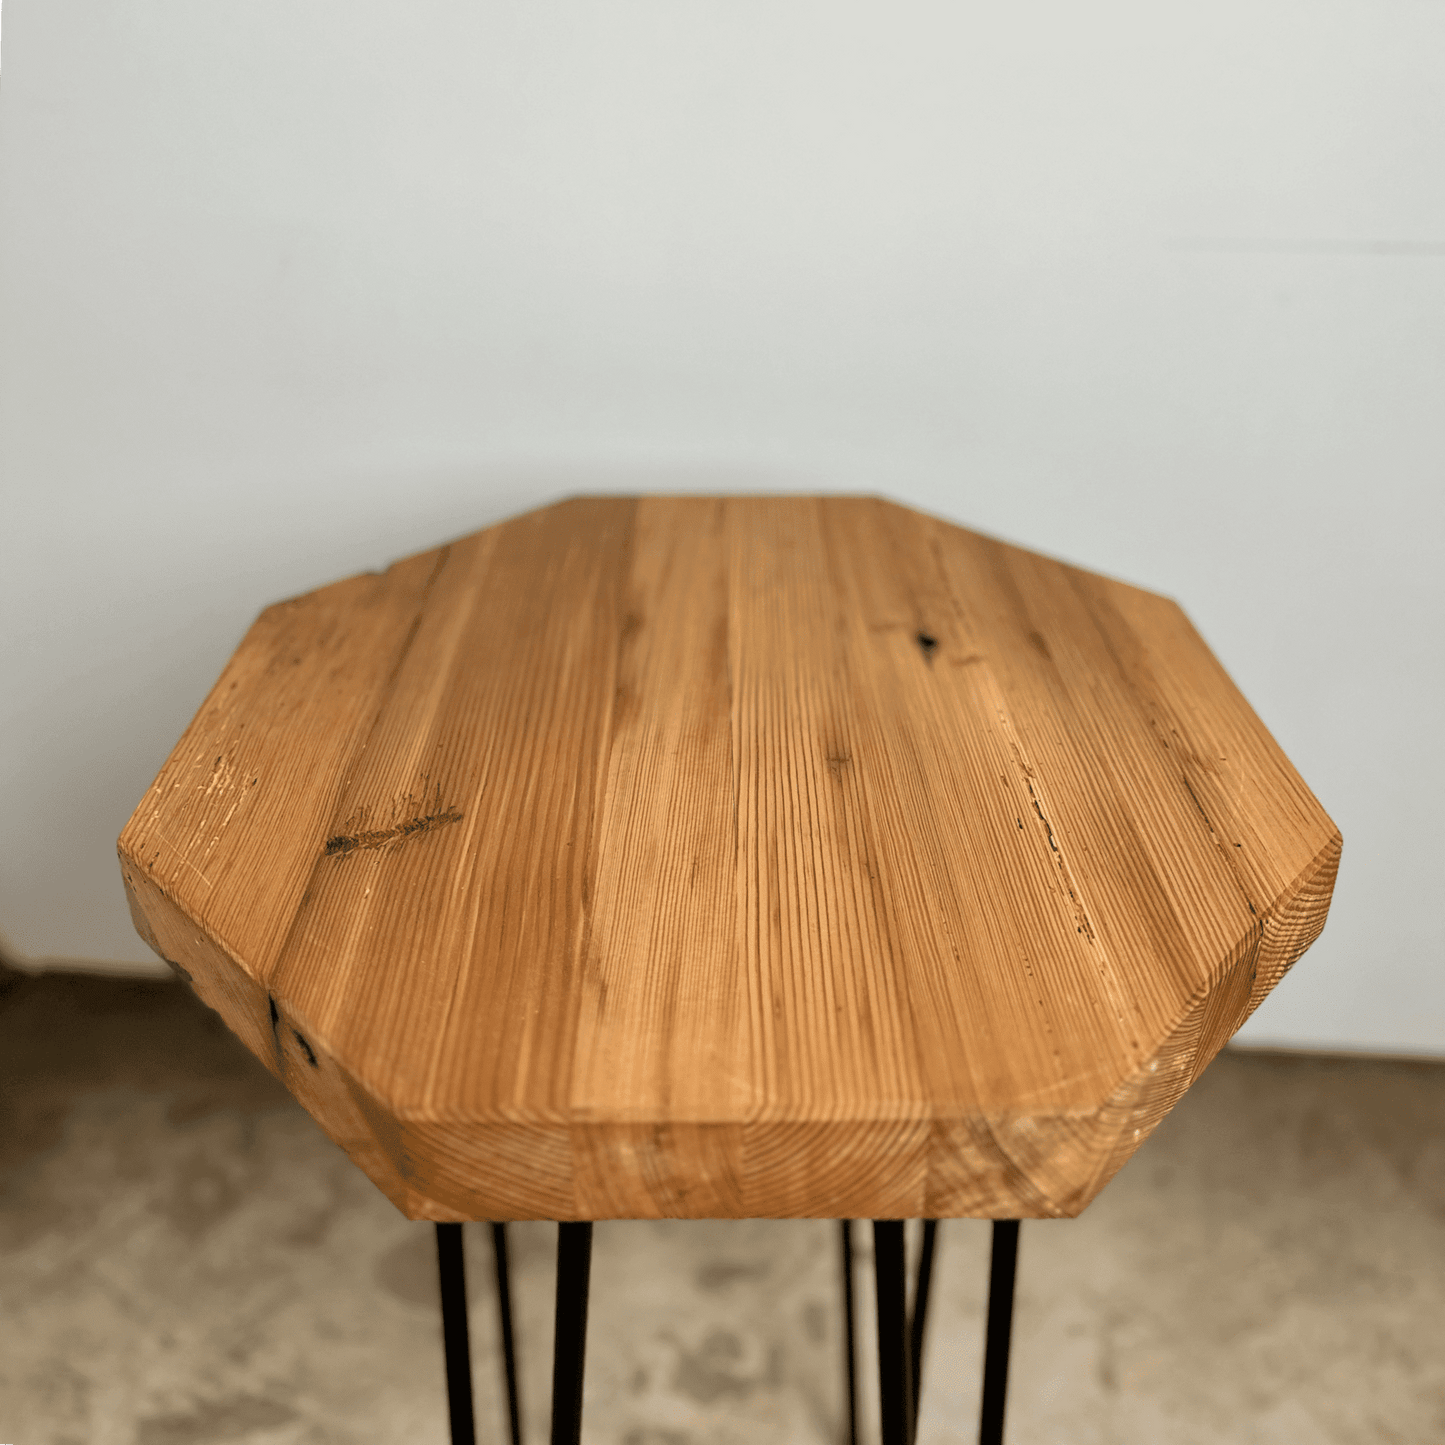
xmin=119 ymin=497 xmax=1341 ymax=1220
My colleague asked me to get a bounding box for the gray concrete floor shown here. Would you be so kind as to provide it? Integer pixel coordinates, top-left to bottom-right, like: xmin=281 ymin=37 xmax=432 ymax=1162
xmin=1 ymin=965 xmax=1441 ymax=1445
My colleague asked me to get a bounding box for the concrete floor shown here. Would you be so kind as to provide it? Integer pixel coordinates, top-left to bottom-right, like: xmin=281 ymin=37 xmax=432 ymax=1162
xmin=1 ymin=966 xmax=1441 ymax=1445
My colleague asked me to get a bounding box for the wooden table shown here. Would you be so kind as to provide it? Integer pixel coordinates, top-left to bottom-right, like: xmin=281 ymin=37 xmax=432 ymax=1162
xmin=120 ymin=496 xmax=1340 ymax=1444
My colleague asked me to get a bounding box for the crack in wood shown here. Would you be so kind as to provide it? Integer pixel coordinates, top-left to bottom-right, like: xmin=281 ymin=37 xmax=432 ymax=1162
xmin=325 ymin=805 xmax=463 ymax=858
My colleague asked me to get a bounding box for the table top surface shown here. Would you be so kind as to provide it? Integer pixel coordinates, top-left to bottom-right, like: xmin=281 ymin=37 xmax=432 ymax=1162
xmin=120 ymin=496 xmax=1339 ymax=1221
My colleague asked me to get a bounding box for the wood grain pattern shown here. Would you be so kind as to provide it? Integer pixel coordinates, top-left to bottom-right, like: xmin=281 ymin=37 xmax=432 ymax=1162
xmin=119 ymin=497 xmax=1341 ymax=1220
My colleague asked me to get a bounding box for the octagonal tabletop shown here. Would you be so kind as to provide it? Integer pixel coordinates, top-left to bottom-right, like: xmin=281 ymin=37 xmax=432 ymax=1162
xmin=120 ymin=496 xmax=1340 ymax=1222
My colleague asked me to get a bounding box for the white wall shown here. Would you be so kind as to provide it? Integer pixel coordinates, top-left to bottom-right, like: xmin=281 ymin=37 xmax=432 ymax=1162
xmin=2 ymin=0 xmax=1441 ymax=1053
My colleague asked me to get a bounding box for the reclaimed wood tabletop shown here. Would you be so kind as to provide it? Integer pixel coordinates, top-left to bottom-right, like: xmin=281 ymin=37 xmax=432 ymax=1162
xmin=119 ymin=496 xmax=1340 ymax=1222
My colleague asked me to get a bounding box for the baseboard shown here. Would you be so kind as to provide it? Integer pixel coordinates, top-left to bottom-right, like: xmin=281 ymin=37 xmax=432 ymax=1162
xmin=0 ymin=933 xmax=171 ymax=982
xmin=1226 ymin=1040 xmax=1445 ymax=1066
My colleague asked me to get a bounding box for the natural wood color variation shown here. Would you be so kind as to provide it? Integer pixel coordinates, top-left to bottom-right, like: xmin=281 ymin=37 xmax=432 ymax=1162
xmin=119 ymin=497 xmax=1340 ymax=1221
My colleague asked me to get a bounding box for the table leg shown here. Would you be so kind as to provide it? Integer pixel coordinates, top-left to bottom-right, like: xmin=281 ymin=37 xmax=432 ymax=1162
xmin=839 ymin=1221 xmax=859 ymax=1445
xmin=492 ymin=1222 xmax=523 ymax=1445
xmin=872 ymin=1220 xmax=913 ymax=1445
xmin=978 ymin=1220 xmax=1020 ymax=1445
xmin=910 ymin=1219 xmax=939 ymax=1439
xmin=435 ymin=1222 xmax=477 ymax=1445
xmin=550 ymin=1221 xmax=593 ymax=1445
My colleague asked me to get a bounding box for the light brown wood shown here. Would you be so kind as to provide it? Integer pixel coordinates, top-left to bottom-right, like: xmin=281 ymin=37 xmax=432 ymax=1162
xmin=118 ymin=496 xmax=1340 ymax=1220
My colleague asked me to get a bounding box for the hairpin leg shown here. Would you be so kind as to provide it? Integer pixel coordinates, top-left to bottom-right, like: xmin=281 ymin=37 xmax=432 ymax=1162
xmin=436 ymin=1222 xmax=476 ymax=1445
xmin=492 ymin=1222 xmax=524 ymax=1445
xmin=909 ymin=1219 xmax=938 ymax=1440
xmin=978 ymin=1221 xmax=1020 ymax=1445
xmin=839 ymin=1221 xmax=859 ymax=1445
xmin=873 ymin=1220 xmax=913 ymax=1445
xmin=550 ymin=1222 xmax=593 ymax=1445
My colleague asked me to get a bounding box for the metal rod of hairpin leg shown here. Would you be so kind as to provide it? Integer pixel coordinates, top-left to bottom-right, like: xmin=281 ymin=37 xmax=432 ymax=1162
xmin=909 ymin=1219 xmax=938 ymax=1441
xmin=492 ymin=1222 xmax=523 ymax=1445
xmin=978 ymin=1220 xmax=1020 ymax=1445
xmin=839 ymin=1221 xmax=859 ymax=1445
xmin=435 ymin=1222 xmax=477 ymax=1445
xmin=550 ymin=1221 xmax=593 ymax=1445
xmin=873 ymin=1220 xmax=913 ymax=1445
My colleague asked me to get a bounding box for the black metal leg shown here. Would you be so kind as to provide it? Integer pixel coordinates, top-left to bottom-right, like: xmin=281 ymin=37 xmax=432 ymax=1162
xmin=909 ymin=1219 xmax=938 ymax=1441
xmin=978 ymin=1220 xmax=1020 ymax=1445
xmin=492 ymin=1222 xmax=523 ymax=1445
xmin=550 ymin=1221 xmax=593 ymax=1445
xmin=839 ymin=1221 xmax=859 ymax=1445
xmin=873 ymin=1220 xmax=913 ymax=1445
xmin=436 ymin=1222 xmax=477 ymax=1445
